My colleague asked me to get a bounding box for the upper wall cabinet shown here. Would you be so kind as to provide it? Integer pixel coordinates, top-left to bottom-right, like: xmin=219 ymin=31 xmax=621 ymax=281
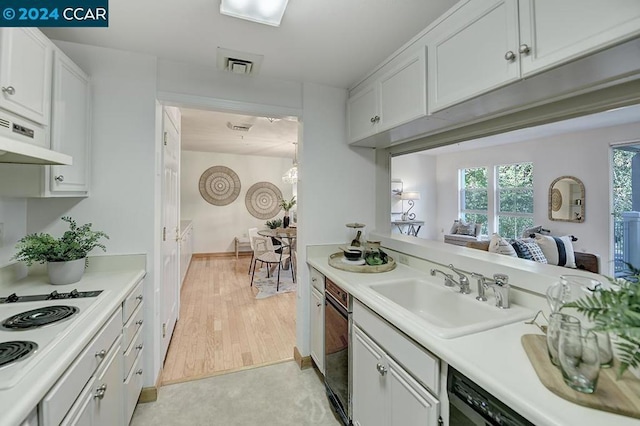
xmin=348 ymin=47 xmax=427 ymax=144
xmin=49 ymin=48 xmax=91 ymax=195
xmin=518 ymin=0 xmax=640 ymax=77
xmin=429 ymin=0 xmax=640 ymax=113
xmin=0 ymin=28 xmax=52 ymax=126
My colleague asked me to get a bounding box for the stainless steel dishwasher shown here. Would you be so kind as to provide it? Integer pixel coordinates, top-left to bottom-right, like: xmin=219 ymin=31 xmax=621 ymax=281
xmin=324 ymin=278 xmax=351 ymax=426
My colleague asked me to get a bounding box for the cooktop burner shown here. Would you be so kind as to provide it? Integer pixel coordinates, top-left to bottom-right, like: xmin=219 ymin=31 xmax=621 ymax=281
xmin=2 ymin=306 xmax=79 ymax=330
xmin=0 ymin=341 xmax=37 ymax=368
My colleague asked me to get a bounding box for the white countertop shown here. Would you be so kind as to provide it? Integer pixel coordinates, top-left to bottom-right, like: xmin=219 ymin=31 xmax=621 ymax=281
xmin=0 ymin=255 xmax=146 ymax=426
xmin=307 ymin=245 xmax=640 ymax=426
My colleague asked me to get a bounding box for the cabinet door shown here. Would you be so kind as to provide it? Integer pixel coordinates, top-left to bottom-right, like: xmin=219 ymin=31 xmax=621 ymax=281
xmin=387 ymin=356 xmax=440 ymax=426
xmin=93 ymin=342 xmax=123 ymax=426
xmin=0 ymin=28 xmax=52 ymax=125
xmin=518 ymin=0 xmax=640 ymax=76
xmin=428 ymin=0 xmax=520 ymax=112
xmin=352 ymin=325 xmax=387 ymax=426
xmin=50 ymin=49 xmax=91 ymax=194
xmin=379 ymin=47 xmax=427 ymax=132
xmin=347 ymin=83 xmax=378 ymax=143
xmin=310 ymin=287 xmax=324 ymax=374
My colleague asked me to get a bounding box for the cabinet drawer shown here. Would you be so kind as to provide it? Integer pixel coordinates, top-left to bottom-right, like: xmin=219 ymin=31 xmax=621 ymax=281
xmin=123 ymin=352 xmax=144 ymax=425
xmin=123 ymin=303 xmax=143 ymax=350
xmin=123 ymin=279 xmax=144 ymax=323
xmin=353 ymin=299 xmax=439 ymax=393
xmin=40 ymin=308 xmax=122 ymax=426
xmin=310 ymin=267 xmax=325 ymax=293
xmin=123 ymin=326 xmax=144 ymax=379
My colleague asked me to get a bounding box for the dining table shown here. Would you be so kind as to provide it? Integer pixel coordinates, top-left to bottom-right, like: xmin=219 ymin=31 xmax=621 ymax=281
xmin=257 ymin=227 xmax=297 ymax=271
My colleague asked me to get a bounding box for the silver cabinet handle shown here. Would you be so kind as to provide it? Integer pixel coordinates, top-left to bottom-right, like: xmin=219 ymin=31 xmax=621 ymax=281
xmin=376 ymin=363 xmax=387 ymax=376
xmin=370 ymin=115 xmax=380 ymax=123
xmin=94 ymin=384 xmax=107 ymax=399
xmin=136 ymin=369 xmax=143 ymax=375
xmin=95 ymin=349 xmax=106 ymax=358
xmin=136 ymin=294 xmax=143 ymax=301
xmin=316 ymin=302 xmax=322 ymax=307
xmin=311 ymin=277 xmax=317 ymax=282
xmin=1 ymin=86 xmax=15 ymax=95
xmin=136 ymin=319 xmax=144 ymax=326
xmin=54 ymin=175 xmax=64 ymax=183
xmin=504 ymin=51 xmax=516 ymax=61
xmin=519 ymin=44 xmax=531 ymax=55
xmin=136 ymin=343 xmax=144 ymax=350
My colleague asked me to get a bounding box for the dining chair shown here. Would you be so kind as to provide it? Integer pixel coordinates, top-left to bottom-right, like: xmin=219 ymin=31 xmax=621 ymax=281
xmin=250 ymin=236 xmax=294 ymax=291
xmin=247 ymin=227 xmax=259 ymax=275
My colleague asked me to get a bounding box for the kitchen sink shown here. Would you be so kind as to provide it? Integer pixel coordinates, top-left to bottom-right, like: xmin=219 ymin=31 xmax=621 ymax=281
xmin=367 ymin=278 xmax=533 ymax=339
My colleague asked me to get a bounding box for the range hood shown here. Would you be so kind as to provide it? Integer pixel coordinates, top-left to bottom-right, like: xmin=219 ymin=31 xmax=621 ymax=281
xmin=0 ymin=111 xmax=72 ymax=165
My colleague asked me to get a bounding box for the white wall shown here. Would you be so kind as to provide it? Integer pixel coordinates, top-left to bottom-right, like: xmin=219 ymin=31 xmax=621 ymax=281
xmin=391 ymin=154 xmax=437 ymax=239
xmin=0 ymin=198 xmax=27 ymax=265
xmin=26 ymin=41 xmax=160 ymax=388
xmin=181 ymin=150 xmax=294 ymax=253
xmin=296 ymin=82 xmax=377 ymax=354
xmin=434 ymin=121 xmax=640 ymax=275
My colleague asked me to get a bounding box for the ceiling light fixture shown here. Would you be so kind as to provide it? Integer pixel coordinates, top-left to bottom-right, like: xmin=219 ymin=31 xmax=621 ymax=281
xmin=282 ymin=142 xmax=298 ymax=184
xmin=220 ymin=0 xmax=289 ymax=27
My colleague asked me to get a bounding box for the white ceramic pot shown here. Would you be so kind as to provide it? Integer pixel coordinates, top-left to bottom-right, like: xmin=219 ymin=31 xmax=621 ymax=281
xmin=47 ymin=258 xmax=86 ymax=285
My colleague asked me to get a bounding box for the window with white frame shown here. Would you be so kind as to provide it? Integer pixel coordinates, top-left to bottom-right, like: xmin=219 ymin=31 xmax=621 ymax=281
xmin=460 ymin=167 xmax=488 ymax=235
xmin=496 ymin=162 xmax=534 ymax=239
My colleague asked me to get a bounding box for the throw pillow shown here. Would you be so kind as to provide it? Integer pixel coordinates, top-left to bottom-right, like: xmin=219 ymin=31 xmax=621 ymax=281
xmin=534 ymin=234 xmax=576 ymax=268
xmin=488 ymin=234 xmax=517 ymax=257
xmin=457 ymin=222 xmax=476 ymax=236
xmin=449 ymin=220 xmax=460 ymax=234
xmin=512 ymin=239 xmax=548 ymax=264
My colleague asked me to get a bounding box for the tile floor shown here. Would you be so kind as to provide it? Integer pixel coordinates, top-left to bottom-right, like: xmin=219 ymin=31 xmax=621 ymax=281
xmin=131 ymin=361 xmax=342 ymax=426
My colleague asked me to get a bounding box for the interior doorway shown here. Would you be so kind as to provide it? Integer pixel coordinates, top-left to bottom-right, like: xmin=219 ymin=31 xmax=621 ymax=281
xmin=159 ymin=101 xmax=301 ymax=384
xmin=611 ymin=142 xmax=640 ymax=277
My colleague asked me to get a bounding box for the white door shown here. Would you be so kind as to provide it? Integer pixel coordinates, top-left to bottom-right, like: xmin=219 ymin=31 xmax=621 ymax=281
xmin=351 ymin=325 xmax=387 ymax=426
xmin=161 ymin=108 xmax=180 ymax=361
xmin=0 ymin=28 xmax=52 ymax=125
xmin=347 ymin=83 xmax=378 ymax=143
xmin=379 ymin=47 xmax=427 ymax=132
xmin=518 ymin=0 xmax=640 ymax=77
xmin=428 ymin=0 xmax=520 ymax=112
xmin=387 ymin=356 xmax=440 ymax=426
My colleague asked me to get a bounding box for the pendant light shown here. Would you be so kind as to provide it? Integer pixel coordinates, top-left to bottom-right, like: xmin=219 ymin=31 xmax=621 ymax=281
xmin=282 ymin=142 xmax=298 ymax=184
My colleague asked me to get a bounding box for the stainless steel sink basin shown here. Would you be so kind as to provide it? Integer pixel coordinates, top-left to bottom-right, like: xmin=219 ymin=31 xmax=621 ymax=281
xmin=368 ymin=278 xmax=533 ymax=338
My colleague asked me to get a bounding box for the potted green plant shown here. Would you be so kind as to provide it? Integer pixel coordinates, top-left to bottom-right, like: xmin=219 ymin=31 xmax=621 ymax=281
xmin=279 ymin=196 xmax=296 ymax=228
xmin=13 ymin=216 xmax=109 ymax=285
xmin=265 ymin=218 xmax=283 ymax=229
xmin=564 ymin=263 xmax=640 ymax=379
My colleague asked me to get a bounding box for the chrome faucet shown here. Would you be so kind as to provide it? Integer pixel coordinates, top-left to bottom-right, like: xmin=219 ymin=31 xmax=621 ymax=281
xmin=471 ymin=273 xmax=510 ymax=309
xmin=430 ymin=266 xmax=471 ymax=294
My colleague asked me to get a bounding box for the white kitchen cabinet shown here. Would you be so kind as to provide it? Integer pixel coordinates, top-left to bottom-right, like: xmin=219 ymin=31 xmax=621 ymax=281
xmin=93 ymin=339 xmax=124 ymax=426
xmin=352 ymin=324 xmax=440 ymax=426
xmin=348 ymin=47 xmax=427 ymax=144
xmin=310 ymin=286 xmax=325 ymax=373
xmin=518 ymin=0 xmax=640 ymax=76
xmin=0 ymin=28 xmax=52 ymax=126
xmin=49 ymin=47 xmax=91 ymax=195
xmin=428 ymin=0 xmax=520 ymax=112
xmin=429 ymin=0 xmax=640 ymax=112
xmin=0 ymin=45 xmax=91 ymax=198
xmin=121 ymin=279 xmax=144 ymax=425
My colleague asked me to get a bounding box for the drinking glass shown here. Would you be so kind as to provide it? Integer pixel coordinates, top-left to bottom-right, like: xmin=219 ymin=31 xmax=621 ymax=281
xmin=558 ymin=328 xmax=601 ymax=393
xmin=547 ymin=313 xmax=581 ymax=367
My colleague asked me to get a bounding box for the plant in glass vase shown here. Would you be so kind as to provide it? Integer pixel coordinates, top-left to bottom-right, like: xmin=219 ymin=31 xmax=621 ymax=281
xmin=13 ymin=216 xmax=109 ymax=285
xmin=564 ymin=263 xmax=640 ymax=378
xmin=279 ymin=196 xmax=296 ymax=228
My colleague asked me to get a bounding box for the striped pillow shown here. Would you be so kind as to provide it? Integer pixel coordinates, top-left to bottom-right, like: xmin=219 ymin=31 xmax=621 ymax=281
xmin=535 ymin=234 xmax=576 ymax=268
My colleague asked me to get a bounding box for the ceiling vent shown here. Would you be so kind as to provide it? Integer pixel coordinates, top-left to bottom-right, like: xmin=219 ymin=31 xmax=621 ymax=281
xmin=217 ymin=47 xmax=263 ymax=76
xmin=226 ymin=122 xmax=253 ymax=132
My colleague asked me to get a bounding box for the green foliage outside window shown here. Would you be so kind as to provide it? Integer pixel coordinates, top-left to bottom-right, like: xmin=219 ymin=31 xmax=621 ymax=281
xmin=497 ymin=163 xmax=534 ymax=238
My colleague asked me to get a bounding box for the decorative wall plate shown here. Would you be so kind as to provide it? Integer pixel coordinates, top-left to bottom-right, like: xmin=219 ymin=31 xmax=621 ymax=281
xmin=551 ymin=188 xmax=562 ymax=212
xmin=245 ymin=182 xmax=283 ymax=219
xmin=199 ymin=166 xmax=241 ymax=206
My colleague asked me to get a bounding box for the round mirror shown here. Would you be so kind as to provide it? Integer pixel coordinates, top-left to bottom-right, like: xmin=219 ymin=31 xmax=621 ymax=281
xmin=549 ymin=176 xmax=584 ymax=222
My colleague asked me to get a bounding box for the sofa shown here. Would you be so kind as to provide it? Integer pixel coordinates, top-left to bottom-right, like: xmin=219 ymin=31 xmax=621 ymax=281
xmin=465 ymin=240 xmax=600 ymax=274
xmin=443 ymin=220 xmax=483 ymax=246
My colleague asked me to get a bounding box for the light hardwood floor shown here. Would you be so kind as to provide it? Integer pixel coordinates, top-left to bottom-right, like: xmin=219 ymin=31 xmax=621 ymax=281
xmin=161 ymin=254 xmax=297 ymax=385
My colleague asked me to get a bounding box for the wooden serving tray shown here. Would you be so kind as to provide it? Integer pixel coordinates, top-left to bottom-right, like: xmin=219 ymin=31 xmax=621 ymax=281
xmin=328 ymin=252 xmax=396 ymax=273
xmin=521 ymin=334 xmax=640 ymax=419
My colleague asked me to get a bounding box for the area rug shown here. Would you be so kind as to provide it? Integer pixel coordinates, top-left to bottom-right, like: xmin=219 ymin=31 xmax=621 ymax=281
xmin=252 ymin=267 xmax=297 ymax=299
